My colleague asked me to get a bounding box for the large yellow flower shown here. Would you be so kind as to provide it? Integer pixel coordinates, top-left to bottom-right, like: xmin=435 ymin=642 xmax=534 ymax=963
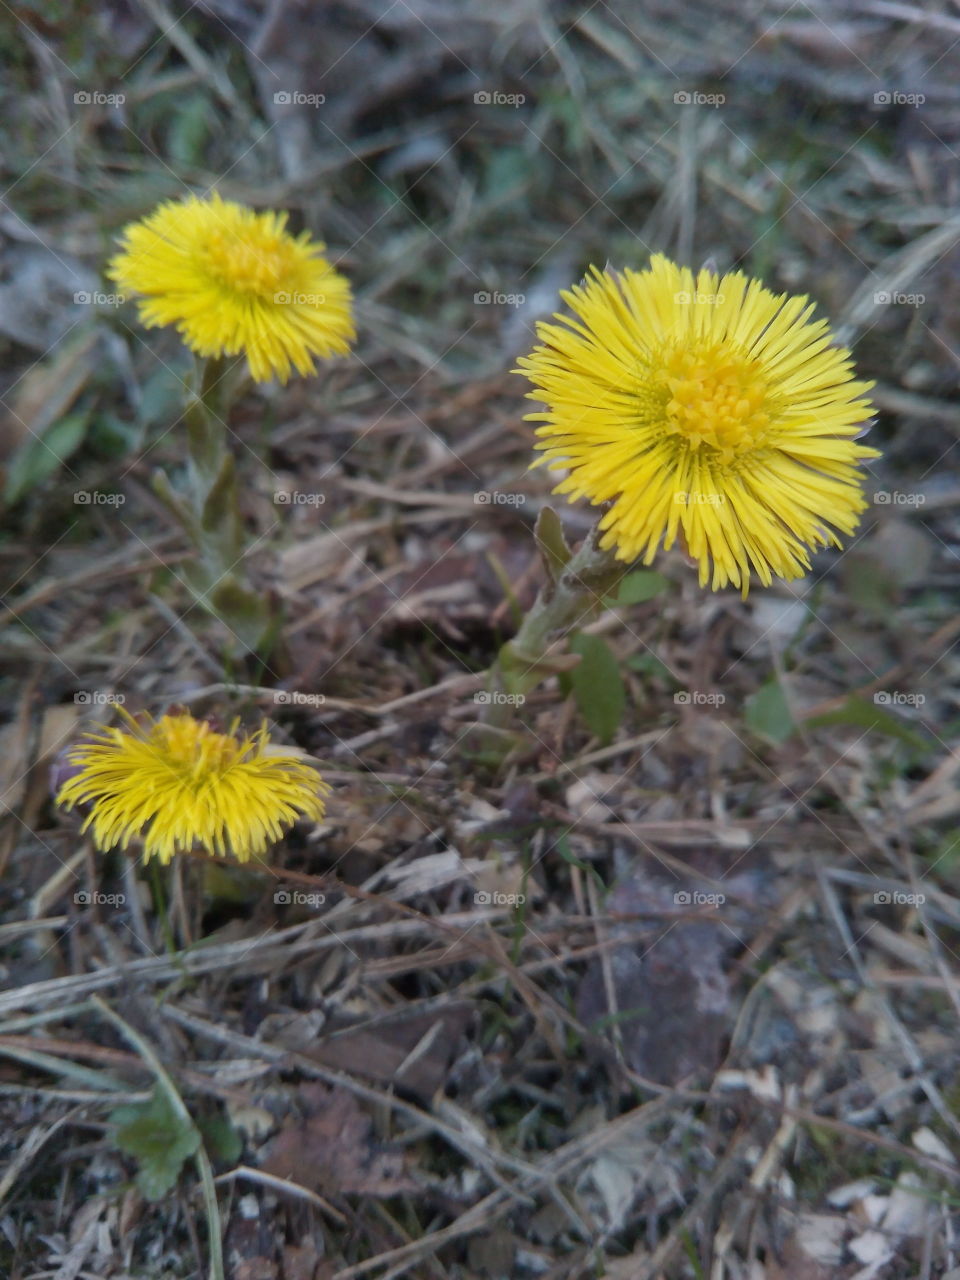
xmin=517 ymin=255 xmax=879 ymax=593
xmin=56 ymin=710 xmax=330 ymax=864
xmin=107 ymin=192 xmax=355 ymax=383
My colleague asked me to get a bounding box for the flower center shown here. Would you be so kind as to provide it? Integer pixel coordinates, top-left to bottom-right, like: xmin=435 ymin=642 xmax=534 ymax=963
xmin=656 ymin=342 xmax=771 ymax=463
xmin=152 ymin=717 xmax=240 ymax=780
xmin=202 ymin=230 xmax=294 ymax=298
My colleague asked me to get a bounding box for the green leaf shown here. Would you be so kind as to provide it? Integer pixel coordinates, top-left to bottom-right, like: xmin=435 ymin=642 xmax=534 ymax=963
xmin=110 ymin=1086 xmax=201 ymax=1201
xmin=555 ymin=831 xmax=606 ymax=891
xmin=805 ymin=695 xmax=928 ymax=750
xmin=197 ymin=1112 xmax=243 ymax=1166
xmin=608 ymin=570 xmax=669 ymax=606
xmin=89 ymin=411 xmax=143 ymax=459
xmin=626 ymin=652 xmax=672 ymax=680
xmin=167 ymin=93 xmax=212 ymax=167
xmin=569 ymin=632 xmax=625 ymax=745
xmin=5 ymin=411 xmax=89 ymax=504
xmin=744 ymin=677 xmax=795 ymax=745
xmin=534 ymin=506 xmax=573 ymax=583
xmin=201 ymin=860 xmax=265 ymax=905
xmin=200 ymin=451 xmax=242 ymax=562
xmin=482 ymin=144 xmax=533 ymax=201
xmin=137 ymin=366 xmax=185 ymax=432
xmin=925 ymin=834 xmax=960 ymax=872
xmin=151 ymin=468 xmax=200 ymax=541
xmin=207 ymin=576 xmax=273 ymax=653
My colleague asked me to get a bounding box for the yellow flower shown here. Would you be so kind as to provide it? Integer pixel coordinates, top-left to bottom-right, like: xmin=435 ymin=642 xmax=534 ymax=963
xmin=56 ymin=710 xmax=330 ymax=864
xmin=517 ymin=255 xmax=879 ymax=593
xmin=107 ymin=192 xmax=355 ymax=383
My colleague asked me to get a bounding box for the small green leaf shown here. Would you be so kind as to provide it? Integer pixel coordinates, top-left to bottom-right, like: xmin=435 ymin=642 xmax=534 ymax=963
xmin=90 ymin=411 xmax=143 ymax=459
xmin=626 ymin=652 xmax=672 ymax=680
xmin=201 ymin=861 xmax=264 ymax=905
xmin=197 ymin=1112 xmax=243 ymax=1166
xmin=138 ymin=366 xmax=185 ymax=432
xmin=569 ymin=632 xmax=625 ymax=745
xmin=207 ymin=575 xmax=273 ymax=652
xmin=482 ymin=144 xmax=533 ymax=201
xmin=5 ymin=411 xmax=89 ymax=504
xmin=925 ymin=834 xmax=960 ymax=871
xmin=555 ymin=831 xmax=606 ymax=891
xmin=805 ymin=695 xmax=928 ymax=750
xmin=608 ymin=570 xmax=669 ymax=606
xmin=744 ymin=677 xmax=795 ymax=745
xmin=151 ymin=468 xmax=200 ymax=540
xmin=167 ymin=93 xmax=212 ymax=167
xmin=534 ymin=506 xmax=573 ymax=583
xmin=110 ymin=1086 xmax=201 ymax=1201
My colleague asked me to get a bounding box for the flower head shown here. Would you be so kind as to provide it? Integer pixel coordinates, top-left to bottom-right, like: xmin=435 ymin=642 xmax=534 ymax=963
xmin=56 ymin=710 xmax=330 ymax=864
xmin=107 ymin=192 xmax=354 ymax=383
xmin=517 ymin=255 xmax=879 ymax=593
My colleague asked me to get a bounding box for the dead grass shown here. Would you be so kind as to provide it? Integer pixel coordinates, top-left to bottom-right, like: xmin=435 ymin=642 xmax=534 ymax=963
xmin=1 ymin=1 xmax=959 ymax=1277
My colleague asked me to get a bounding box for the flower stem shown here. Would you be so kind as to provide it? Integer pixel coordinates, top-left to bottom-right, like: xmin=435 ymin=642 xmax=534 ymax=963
xmin=495 ymin=519 xmax=623 ymax=704
xmin=152 ymin=355 xmax=271 ymax=652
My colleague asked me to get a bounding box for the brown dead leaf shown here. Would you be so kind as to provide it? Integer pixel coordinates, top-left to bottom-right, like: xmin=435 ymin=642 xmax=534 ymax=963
xmin=281 ymin=1239 xmax=330 ymax=1280
xmin=578 ymin=931 xmax=730 ymax=1085
xmin=576 ymin=862 xmax=766 ymax=1084
xmin=262 ymin=1084 xmax=415 ymax=1197
xmin=303 ymin=1002 xmax=472 ymax=1101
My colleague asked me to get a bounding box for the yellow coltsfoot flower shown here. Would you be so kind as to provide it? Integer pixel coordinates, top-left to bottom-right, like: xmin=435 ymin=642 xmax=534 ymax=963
xmin=56 ymin=710 xmax=330 ymax=864
xmin=107 ymin=192 xmax=355 ymax=383
xmin=517 ymin=255 xmax=879 ymax=594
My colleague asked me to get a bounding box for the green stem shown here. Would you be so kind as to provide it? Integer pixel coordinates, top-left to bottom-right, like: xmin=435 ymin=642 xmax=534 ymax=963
xmin=166 ymin=356 xmax=272 ymax=651
xmin=185 ymin=356 xmax=230 ymax=494
xmin=497 ymin=521 xmax=622 ymax=701
xmin=149 ymin=859 xmax=177 ymax=955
